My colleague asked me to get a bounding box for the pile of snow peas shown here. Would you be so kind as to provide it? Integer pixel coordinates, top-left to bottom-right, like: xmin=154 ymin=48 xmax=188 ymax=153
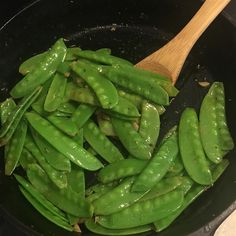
xmin=0 ymin=38 xmax=234 ymax=235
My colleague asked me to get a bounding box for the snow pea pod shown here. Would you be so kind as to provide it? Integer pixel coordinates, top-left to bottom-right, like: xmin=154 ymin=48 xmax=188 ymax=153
xmin=19 ymin=51 xmax=47 ymax=75
xmin=71 ymin=104 xmax=96 ymax=130
xmin=56 ymin=61 xmax=71 ymax=78
xmin=24 ymin=135 xmax=68 ymax=189
xmin=97 ymin=189 xmax=184 ymax=229
xmin=0 ymin=87 xmax=41 ymax=146
xmin=179 ymin=108 xmax=212 ymax=185
xmin=11 ymin=38 xmax=67 ymax=98
xmin=0 ymin=98 xmax=16 ymax=125
xmin=112 ymin=117 xmax=151 ymax=160
xmin=93 ymin=177 xmax=148 ymax=216
xmin=73 ymin=128 xmax=84 ymax=146
xmin=5 ymin=119 xmax=27 ymax=175
xmin=98 ymin=159 xmax=148 ymax=184
xmin=84 ymin=119 xmax=124 ymax=163
xmin=57 ymin=102 xmax=76 ymax=114
xmin=25 ymin=112 xmax=103 ymax=171
xmin=44 ymin=73 xmax=67 ymax=112
xmin=19 ymin=148 xmax=37 ymax=170
xmin=132 ymin=129 xmax=178 ymax=192
xmin=75 ymin=50 xmax=133 ymax=66
xmin=27 ymin=163 xmax=93 ymax=217
xmin=96 ymin=48 xmax=112 ymax=55
xmin=71 ymin=61 xmax=118 ymax=109
xmin=31 ymin=129 xmax=71 ymax=172
xmin=65 ymin=47 xmax=81 ymax=61
xmin=167 ymin=154 xmax=184 ymax=177
xmin=97 ymin=115 xmax=116 ymax=136
xmin=200 ymin=82 xmax=234 ymax=164
xmin=85 ymin=219 xmax=152 ymax=236
xmin=139 ymin=101 xmax=160 ymax=152
xmin=86 ymin=181 xmax=118 ymax=196
xmin=102 ymin=65 xmax=169 ymax=105
xmin=19 ymin=186 xmax=73 ymax=231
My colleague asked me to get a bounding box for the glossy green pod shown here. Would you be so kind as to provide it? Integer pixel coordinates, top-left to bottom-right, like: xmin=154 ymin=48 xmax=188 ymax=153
xmin=65 ymin=47 xmax=81 ymax=61
xmin=167 ymin=154 xmax=184 ymax=177
xmin=25 ymin=112 xmax=103 ymax=171
xmin=132 ymin=129 xmax=178 ymax=192
xmin=5 ymin=119 xmax=27 ymax=175
xmin=112 ymin=117 xmax=151 ymax=160
xmin=85 ymin=219 xmax=152 ymax=235
xmin=0 ymin=98 xmax=16 ymax=125
xmin=57 ymin=102 xmax=77 ymax=114
xmin=200 ymin=82 xmax=234 ymax=164
xmin=179 ymin=108 xmax=212 ymax=185
xmin=97 ymin=189 xmax=184 ymax=229
xmin=11 ymin=38 xmax=67 ymax=98
xmin=84 ymin=119 xmax=124 ymax=163
xmin=19 ymin=148 xmax=37 ymax=170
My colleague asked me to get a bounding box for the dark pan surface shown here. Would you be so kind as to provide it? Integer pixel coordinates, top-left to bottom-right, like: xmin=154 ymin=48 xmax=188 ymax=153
xmin=0 ymin=0 xmax=236 ymax=235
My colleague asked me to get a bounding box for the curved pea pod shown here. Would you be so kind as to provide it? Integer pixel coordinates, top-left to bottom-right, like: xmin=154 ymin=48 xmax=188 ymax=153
xmin=24 ymin=135 xmax=68 ymax=189
xmin=0 ymin=98 xmax=16 ymax=125
xmin=27 ymin=163 xmax=93 ymax=217
xmin=44 ymin=73 xmax=67 ymax=112
xmin=0 ymin=87 xmax=42 ymax=147
xmin=102 ymin=65 xmax=170 ymax=105
xmin=19 ymin=51 xmax=47 ymax=75
xmin=19 ymin=186 xmax=73 ymax=231
xmin=132 ymin=129 xmax=179 ymax=192
xmin=85 ymin=219 xmax=152 ymax=236
xmin=14 ymin=174 xmax=66 ymax=221
xmin=84 ymin=119 xmax=124 ymax=163
xmin=112 ymin=117 xmax=151 ymax=160
xmin=179 ymin=108 xmax=212 ymax=185
xmin=25 ymin=112 xmax=103 ymax=171
xmin=200 ymin=82 xmax=234 ymax=164
xmin=71 ymin=61 xmax=118 ymax=109
xmin=5 ymin=119 xmax=28 ymax=175
xmin=10 ymin=38 xmax=67 ymax=98
xmin=19 ymin=148 xmax=37 ymax=170
xmin=31 ymin=129 xmax=71 ymax=172
xmin=71 ymin=104 xmax=96 ymax=130
xmin=98 ymin=159 xmax=148 ymax=184
xmin=140 ymin=176 xmax=183 ymax=201
xmin=97 ymin=189 xmax=184 ymax=229
xmin=75 ymin=50 xmax=133 ymax=66
xmin=65 ymin=47 xmax=82 ymax=61
xmin=139 ymin=101 xmax=160 ymax=152
xmin=47 ymin=114 xmax=78 ymax=136
xmin=93 ymin=177 xmax=148 ymax=216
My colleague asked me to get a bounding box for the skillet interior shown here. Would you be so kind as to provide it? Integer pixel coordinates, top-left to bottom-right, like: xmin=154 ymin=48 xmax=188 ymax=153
xmin=0 ymin=0 xmax=236 ymax=235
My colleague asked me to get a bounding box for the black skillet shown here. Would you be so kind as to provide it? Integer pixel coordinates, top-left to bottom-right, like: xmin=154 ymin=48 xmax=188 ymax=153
xmin=0 ymin=0 xmax=236 ymax=235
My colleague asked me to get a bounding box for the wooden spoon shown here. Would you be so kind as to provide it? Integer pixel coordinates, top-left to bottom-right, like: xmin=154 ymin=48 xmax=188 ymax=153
xmin=136 ymin=0 xmax=231 ymax=84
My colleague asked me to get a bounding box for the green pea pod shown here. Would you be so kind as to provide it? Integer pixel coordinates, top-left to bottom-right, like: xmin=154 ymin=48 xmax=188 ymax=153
xmin=19 ymin=148 xmax=37 ymax=170
xmin=98 ymin=159 xmax=148 ymax=184
xmin=93 ymin=177 xmax=148 ymax=216
xmin=97 ymin=189 xmax=184 ymax=229
xmin=14 ymin=174 xmax=66 ymax=220
xmin=5 ymin=119 xmax=28 ymax=175
xmin=67 ymin=164 xmax=85 ymax=197
xmin=19 ymin=186 xmax=73 ymax=231
xmin=139 ymin=101 xmax=160 ymax=152
xmin=25 ymin=112 xmax=103 ymax=171
xmin=71 ymin=61 xmax=118 ymax=109
xmin=0 ymin=87 xmax=42 ymax=146
xmin=73 ymin=128 xmax=84 ymax=146
xmin=0 ymin=98 xmax=16 ymax=125
xmin=85 ymin=219 xmax=152 ymax=236
xmin=27 ymin=163 xmax=93 ymax=217
xmin=167 ymin=154 xmax=184 ymax=177
xmin=47 ymin=114 xmax=78 ymax=136
xmin=31 ymin=128 xmax=71 ymax=172
xmin=96 ymin=48 xmax=112 ymax=55
xmin=19 ymin=51 xmax=47 ymax=75
xmin=44 ymin=73 xmax=67 ymax=112
xmin=84 ymin=119 xmax=124 ymax=163
xmin=200 ymin=82 xmax=234 ymax=164
xmin=56 ymin=61 xmax=71 ymax=78
xmin=140 ymin=176 xmax=183 ymax=201
xmin=75 ymin=50 xmax=133 ymax=66
xmin=24 ymin=135 xmax=68 ymax=189
xmin=132 ymin=129 xmax=178 ymax=192
xmin=11 ymin=38 xmax=67 ymax=98
xmin=57 ymin=102 xmax=77 ymax=114
xmin=86 ymin=182 xmax=118 ymax=196
xmin=97 ymin=115 xmax=116 ymax=136
xmin=71 ymin=104 xmax=96 ymax=130
xmin=102 ymin=65 xmax=170 ymax=105
xmin=112 ymin=117 xmax=151 ymax=160
xmin=65 ymin=47 xmax=82 ymax=61
xmin=179 ymin=108 xmax=212 ymax=185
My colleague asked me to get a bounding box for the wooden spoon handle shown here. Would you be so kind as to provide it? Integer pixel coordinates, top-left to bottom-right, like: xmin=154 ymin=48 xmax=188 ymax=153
xmin=142 ymin=0 xmax=231 ymax=84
